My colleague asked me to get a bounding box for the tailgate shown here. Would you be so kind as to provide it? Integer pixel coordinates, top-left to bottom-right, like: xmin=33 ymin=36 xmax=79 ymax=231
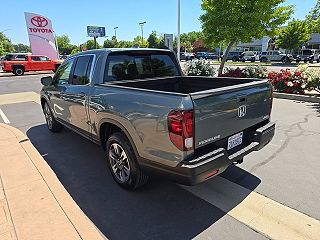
xmin=190 ymin=80 xmax=272 ymax=149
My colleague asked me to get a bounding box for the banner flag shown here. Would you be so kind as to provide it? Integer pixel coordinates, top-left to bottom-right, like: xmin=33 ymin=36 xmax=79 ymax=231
xmin=24 ymin=12 xmax=58 ymax=59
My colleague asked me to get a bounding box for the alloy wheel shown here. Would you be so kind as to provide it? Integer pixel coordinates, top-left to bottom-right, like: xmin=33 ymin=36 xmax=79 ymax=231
xmin=109 ymin=143 xmax=131 ymax=183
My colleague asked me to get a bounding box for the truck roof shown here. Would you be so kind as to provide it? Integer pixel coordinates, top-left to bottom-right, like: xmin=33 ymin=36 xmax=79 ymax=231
xmin=74 ymin=48 xmax=173 ymax=56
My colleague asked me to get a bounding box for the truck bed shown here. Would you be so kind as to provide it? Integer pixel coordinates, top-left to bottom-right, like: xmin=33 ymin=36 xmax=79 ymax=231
xmin=108 ymin=76 xmax=259 ymax=94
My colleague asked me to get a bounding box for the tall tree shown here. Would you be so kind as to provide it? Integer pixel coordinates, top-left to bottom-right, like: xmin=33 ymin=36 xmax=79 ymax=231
xmin=200 ymin=0 xmax=293 ymax=74
xmin=56 ymin=35 xmax=78 ymax=55
xmin=276 ymin=19 xmax=310 ymax=51
xmin=13 ymin=43 xmax=31 ymax=53
xmin=306 ymin=0 xmax=320 ymax=33
xmin=0 ymin=32 xmax=14 ymax=55
xmin=147 ymin=31 xmax=160 ymax=48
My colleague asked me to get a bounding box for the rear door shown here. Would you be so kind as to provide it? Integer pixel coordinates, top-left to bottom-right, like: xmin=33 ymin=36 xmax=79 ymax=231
xmin=190 ymin=81 xmax=272 ymax=149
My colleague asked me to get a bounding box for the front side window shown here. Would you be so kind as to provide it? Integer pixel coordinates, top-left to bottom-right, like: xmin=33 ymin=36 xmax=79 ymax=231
xmin=104 ymin=53 xmax=179 ymax=82
xmin=71 ymin=55 xmax=93 ymax=85
xmin=53 ymin=58 xmax=75 ymax=85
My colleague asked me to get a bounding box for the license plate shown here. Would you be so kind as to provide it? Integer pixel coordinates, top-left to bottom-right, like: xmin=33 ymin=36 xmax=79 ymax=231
xmin=227 ymin=132 xmax=243 ymax=150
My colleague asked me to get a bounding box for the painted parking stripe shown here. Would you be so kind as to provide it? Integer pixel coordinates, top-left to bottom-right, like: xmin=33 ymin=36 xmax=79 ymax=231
xmin=182 ymin=177 xmax=320 ymax=240
xmin=0 ymin=92 xmax=40 ymax=105
xmin=0 ymin=108 xmax=10 ymax=124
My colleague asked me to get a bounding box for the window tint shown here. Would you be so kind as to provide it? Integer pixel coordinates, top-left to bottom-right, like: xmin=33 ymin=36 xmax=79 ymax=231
xmin=261 ymin=52 xmax=267 ymax=56
xmin=71 ymin=55 xmax=92 ymax=85
xmin=273 ymin=52 xmax=280 ymax=55
xmin=16 ymin=55 xmax=27 ymax=60
xmin=39 ymin=56 xmax=49 ymax=61
xmin=31 ymin=56 xmax=41 ymax=61
xmin=104 ymin=53 xmax=179 ymax=82
xmin=303 ymin=50 xmax=312 ymax=55
xmin=53 ymin=58 xmax=75 ymax=85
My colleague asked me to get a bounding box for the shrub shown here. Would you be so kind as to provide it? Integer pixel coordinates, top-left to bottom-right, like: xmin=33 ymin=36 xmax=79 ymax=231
xmin=219 ymin=67 xmax=246 ymax=78
xmin=297 ymin=65 xmax=320 ymax=93
xmin=219 ymin=66 xmax=267 ymax=79
xmin=186 ymin=59 xmax=216 ymax=77
xmin=243 ymin=66 xmax=268 ymax=79
xmin=268 ymin=69 xmax=307 ymax=95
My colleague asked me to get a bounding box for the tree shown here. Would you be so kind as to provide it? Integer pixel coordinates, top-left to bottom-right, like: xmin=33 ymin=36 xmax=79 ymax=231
xmin=133 ymin=35 xmax=149 ymax=48
xmin=0 ymin=32 xmax=14 ymax=55
xmin=13 ymin=43 xmax=31 ymax=53
xmin=200 ymin=0 xmax=293 ymax=74
xmin=103 ymin=39 xmax=116 ymax=48
xmin=56 ymin=35 xmax=78 ymax=55
xmin=147 ymin=31 xmax=158 ymax=48
xmin=85 ymin=39 xmax=100 ymax=50
xmin=306 ymin=1 xmax=320 ymax=33
xmin=276 ymin=19 xmax=310 ymax=51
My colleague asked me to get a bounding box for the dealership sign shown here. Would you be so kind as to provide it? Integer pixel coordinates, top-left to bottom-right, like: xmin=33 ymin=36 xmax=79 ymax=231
xmin=87 ymin=26 xmax=106 ymax=37
xmin=24 ymin=12 xmax=58 ymax=59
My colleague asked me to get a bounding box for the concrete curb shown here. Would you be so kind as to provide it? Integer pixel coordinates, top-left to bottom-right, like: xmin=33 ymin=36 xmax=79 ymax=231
xmin=274 ymin=92 xmax=320 ymax=103
xmin=0 ymin=124 xmax=107 ymax=240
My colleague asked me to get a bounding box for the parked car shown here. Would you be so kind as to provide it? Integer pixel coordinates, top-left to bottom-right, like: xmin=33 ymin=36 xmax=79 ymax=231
xmin=295 ymin=49 xmax=320 ymax=63
xmin=180 ymin=52 xmax=195 ymax=61
xmin=240 ymin=51 xmax=259 ymax=62
xmin=195 ymin=52 xmax=208 ymax=59
xmin=2 ymin=54 xmax=62 ymax=76
xmin=222 ymin=51 xmax=243 ymax=62
xmin=259 ymin=51 xmax=294 ymax=63
xmin=40 ymin=48 xmax=275 ymax=190
xmin=207 ymin=52 xmax=218 ymax=60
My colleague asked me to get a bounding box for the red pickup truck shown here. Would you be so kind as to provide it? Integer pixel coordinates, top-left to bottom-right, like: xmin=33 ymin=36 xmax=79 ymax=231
xmin=1 ymin=54 xmax=62 ymax=76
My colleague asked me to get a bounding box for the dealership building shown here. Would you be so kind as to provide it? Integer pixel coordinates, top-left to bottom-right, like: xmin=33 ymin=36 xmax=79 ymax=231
xmin=235 ymin=33 xmax=320 ymax=52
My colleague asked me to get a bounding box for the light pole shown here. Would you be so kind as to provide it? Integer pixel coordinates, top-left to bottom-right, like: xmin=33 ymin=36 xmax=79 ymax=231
xmin=139 ymin=21 xmax=146 ymax=45
xmin=177 ymin=0 xmax=181 ymax=62
xmin=114 ymin=27 xmax=119 ymax=39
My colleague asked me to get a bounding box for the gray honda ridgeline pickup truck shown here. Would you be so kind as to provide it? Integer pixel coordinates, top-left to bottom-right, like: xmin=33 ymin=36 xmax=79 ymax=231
xmin=40 ymin=48 xmax=275 ymax=189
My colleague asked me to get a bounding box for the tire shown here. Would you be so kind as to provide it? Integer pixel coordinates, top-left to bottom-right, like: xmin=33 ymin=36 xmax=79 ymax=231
xmin=13 ymin=66 xmax=24 ymax=76
xmin=281 ymin=57 xmax=289 ymax=64
xmin=43 ymin=102 xmax=63 ymax=133
xmin=304 ymin=59 xmax=308 ymax=63
xmin=232 ymin=57 xmax=238 ymax=62
xmin=106 ymin=132 xmax=149 ymax=190
xmin=317 ymin=59 xmax=320 ymax=63
xmin=310 ymin=59 xmax=314 ymax=64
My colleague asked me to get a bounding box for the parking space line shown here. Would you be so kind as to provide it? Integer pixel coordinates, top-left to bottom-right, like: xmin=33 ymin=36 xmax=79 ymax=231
xmin=182 ymin=177 xmax=320 ymax=240
xmin=0 ymin=92 xmax=40 ymax=105
xmin=0 ymin=108 xmax=10 ymax=124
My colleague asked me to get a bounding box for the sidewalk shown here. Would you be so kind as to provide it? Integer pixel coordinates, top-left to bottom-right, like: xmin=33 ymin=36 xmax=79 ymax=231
xmin=0 ymin=124 xmax=107 ymax=240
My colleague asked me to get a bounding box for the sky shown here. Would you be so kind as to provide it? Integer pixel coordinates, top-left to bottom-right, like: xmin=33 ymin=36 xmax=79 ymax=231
xmin=0 ymin=0 xmax=317 ymax=46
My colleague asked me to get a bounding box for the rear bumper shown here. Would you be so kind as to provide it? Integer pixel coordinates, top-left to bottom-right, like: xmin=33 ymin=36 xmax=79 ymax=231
xmin=141 ymin=122 xmax=275 ymax=185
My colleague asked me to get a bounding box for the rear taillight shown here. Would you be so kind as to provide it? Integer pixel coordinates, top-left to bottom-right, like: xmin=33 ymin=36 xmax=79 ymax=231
xmin=168 ymin=109 xmax=194 ymax=151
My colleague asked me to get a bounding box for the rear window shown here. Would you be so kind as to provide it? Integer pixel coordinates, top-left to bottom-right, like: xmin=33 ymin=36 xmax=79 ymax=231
xmin=104 ymin=53 xmax=179 ymax=82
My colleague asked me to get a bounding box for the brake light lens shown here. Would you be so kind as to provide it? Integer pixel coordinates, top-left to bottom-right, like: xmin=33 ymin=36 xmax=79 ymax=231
xmin=168 ymin=109 xmax=194 ymax=151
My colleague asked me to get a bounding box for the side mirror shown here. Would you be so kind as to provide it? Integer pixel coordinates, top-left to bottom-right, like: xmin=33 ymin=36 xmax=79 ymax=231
xmin=41 ymin=76 xmax=53 ymax=86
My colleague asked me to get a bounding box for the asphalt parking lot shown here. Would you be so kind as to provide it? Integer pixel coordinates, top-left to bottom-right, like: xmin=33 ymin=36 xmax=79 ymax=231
xmin=0 ymin=73 xmax=319 ymax=240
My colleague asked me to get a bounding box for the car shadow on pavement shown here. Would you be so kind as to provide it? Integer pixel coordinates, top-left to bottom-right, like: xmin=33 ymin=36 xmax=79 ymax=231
xmin=308 ymin=103 xmax=320 ymax=117
xmin=27 ymin=124 xmax=261 ymax=240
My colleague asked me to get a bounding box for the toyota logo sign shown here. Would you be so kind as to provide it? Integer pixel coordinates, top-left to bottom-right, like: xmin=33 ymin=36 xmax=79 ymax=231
xmin=31 ymin=16 xmax=48 ymax=28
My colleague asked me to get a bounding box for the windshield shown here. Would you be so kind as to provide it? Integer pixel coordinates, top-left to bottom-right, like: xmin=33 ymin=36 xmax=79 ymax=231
xmin=104 ymin=53 xmax=179 ymax=82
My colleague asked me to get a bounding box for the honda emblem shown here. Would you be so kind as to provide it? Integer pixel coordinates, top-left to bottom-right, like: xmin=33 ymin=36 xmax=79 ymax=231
xmin=238 ymin=105 xmax=247 ymax=118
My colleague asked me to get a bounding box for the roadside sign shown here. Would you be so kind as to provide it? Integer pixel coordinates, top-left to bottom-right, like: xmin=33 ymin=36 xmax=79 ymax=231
xmin=87 ymin=26 xmax=106 ymax=37
xmin=164 ymin=34 xmax=174 ymax=51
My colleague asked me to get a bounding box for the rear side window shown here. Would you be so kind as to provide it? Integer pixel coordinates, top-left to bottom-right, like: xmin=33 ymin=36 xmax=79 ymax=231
xmin=71 ymin=55 xmax=93 ymax=85
xmin=31 ymin=56 xmax=41 ymax=61
xmin=104 ymin=53 xmax=179 ymax=82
